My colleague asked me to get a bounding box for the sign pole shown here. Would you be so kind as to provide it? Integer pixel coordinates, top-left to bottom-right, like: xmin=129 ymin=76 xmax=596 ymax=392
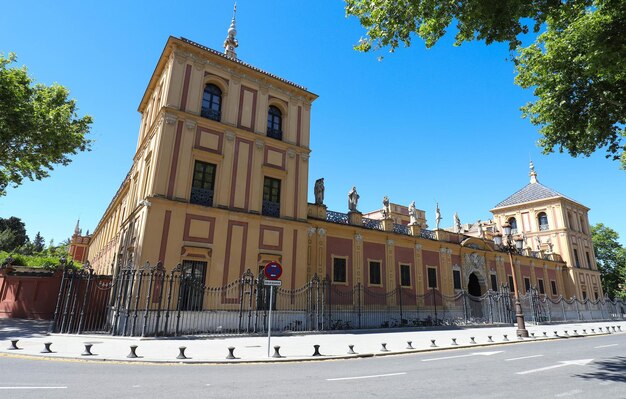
xmin=267 ymin=285 xmax=273 ymax=357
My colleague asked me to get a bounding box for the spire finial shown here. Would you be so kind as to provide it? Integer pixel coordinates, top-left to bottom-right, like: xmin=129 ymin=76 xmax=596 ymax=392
xmin=529 ymin=160 xmax=538 ymax=184
xmin=74 ymin=219 xmax=81 ymax=236
xmin=224 ymin=3 xmax=238 ymax=59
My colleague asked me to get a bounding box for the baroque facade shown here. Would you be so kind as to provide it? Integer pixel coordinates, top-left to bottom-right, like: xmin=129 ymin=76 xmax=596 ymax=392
xmin=83 ymin=20 xmax=602 ymax=303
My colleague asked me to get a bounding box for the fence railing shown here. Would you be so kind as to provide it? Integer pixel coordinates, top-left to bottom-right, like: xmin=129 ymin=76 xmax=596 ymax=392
xmin=50 ymin=264 xmax=626 ymax=337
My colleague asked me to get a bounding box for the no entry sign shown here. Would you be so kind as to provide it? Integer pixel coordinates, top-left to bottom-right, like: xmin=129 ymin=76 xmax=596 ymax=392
xmin=263 ymin=261 xmax=283 ymax=280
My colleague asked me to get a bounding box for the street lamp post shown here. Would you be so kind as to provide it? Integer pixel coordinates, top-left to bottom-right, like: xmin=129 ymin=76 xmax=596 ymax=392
xmin=493 ymin=222 xmax=529 ymax=338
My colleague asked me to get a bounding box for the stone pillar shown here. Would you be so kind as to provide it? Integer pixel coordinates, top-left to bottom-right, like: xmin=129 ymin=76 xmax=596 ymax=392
xmin=317 ymin=228 xmax=327 ymax=279
xmin=435 ymin=229 xmax=449 ymax=242
xmin=414 ymin=244 xmax=424 ymax=300
xmin=348 ymin=211 xmax=363 ymax=226
xmin=381 ymin=218 xmax=394 ymax=232
xmin=306 ymin=227 xmax=317 ymax=280
xmin=307 ymin=204 xmax=327 ymax=220
xmin=386 ymin=239 xmax=396 ymax=306
xmin=354 ymin=233 xmax=363 ymax=284
xmin=409 ymin=224 xmax=422 ymax=236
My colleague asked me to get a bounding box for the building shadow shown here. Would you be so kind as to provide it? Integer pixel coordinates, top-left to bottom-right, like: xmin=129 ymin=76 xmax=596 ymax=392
xmin=0 ymin=318 xmax=50 ymax=339
xmin=575 ymin=357 xmax=626 ymax=384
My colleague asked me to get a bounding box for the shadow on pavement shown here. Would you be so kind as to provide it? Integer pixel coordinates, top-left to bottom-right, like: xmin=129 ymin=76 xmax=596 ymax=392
xmin=575 ymin=357 xmax=626 ymax=384
xmin=0 ymin=319 xmax=50 ymax=339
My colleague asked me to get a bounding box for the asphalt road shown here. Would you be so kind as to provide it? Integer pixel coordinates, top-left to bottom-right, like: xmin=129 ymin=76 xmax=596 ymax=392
xmin=1 ymin=333 xmax=624 ymax=399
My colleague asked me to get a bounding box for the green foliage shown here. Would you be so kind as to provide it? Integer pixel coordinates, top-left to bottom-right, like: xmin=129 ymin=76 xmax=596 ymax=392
xmin=515 ymin=0 xmax=626 ymax=168
xmin=33 ymin=231 xmax=45 ymax=252
xmin=345 ymin=0 xmax=625 ymax=168
xmin=591 ymin=223 xmax=626 ymax=299
xmin=0 ymin=216 xmax=28 ymax=250
xmin=0 ymin=53 xmax=93 ymax=196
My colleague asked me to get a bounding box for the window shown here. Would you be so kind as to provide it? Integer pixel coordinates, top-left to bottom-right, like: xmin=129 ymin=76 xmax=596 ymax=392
xmin=508 ymin=275 xmax=514 ymax=291
xmin=400 ymin=264 xmax=411 ymax=287
xmin=427 ymin=267 xmax=437 ymax=289
xmin=524 ymin=277 xmax=531 ymax=292
xmin=190 ymin=161 xmax=216 ymax=207
xmin=490 ymin=274 xmax=498 ymax=291
xmin=550 ymin=280 xmax=558 ymax=295
xmin=538 ymin=279 xmax=545 ymax=294
xmin=582 ymin=291 xmax=587 ymax=300
xmin=537 ymin=212 xmax=549 ymax=231
xmin=508 ymin=217 xmax=518 ymax=234
xmin=579 ymin=216 xmax=587 ymax=234
xmin=568 ymin=212 xmax=576 ymax=231
xmin=369 ymin=261 xmax=381 ymax=285
xmin=594 ymin=291 xmax=599 ymax=300
xmin=452 ymin=270 xmax=462 ymax=290
xmin=332 ymin=258 xmax=346 ymax=283
xmin=179 ymin=260 xmax=207 ymax=311
xmin=573 ymin=248 xmax=580 ymax=268
xmin=585 ymin=252 xmax=592 ymax=269
xmin=262 ymin=177 xmax=281 ymax=217
xmin=201 ymin=84 xmax=222 ymax=121
xmin=267 ymin=105 xmax=282 ymax=140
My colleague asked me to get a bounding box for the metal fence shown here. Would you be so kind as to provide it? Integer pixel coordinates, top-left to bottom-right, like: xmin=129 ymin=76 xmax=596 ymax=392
xmin=50 ymin=263 xmax=626 ymax=337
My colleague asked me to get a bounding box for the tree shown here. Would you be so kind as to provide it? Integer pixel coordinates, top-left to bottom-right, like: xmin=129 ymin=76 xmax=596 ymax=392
xmin=0 ymin=53 xmax=92 ymax=196
xmin=33 ymin=231 xmax=45 ymax=252
xmin=345 ymin=0 xmax=626 ymax=168
xmin=591 ymin=223 xmax=626 ymax=299
xmin=0 ymin=216 xmax=28 ymax=251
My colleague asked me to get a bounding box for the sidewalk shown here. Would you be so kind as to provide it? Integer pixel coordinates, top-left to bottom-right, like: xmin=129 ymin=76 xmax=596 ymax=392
xmin=1 ymin=319 xmax=624 ymax=364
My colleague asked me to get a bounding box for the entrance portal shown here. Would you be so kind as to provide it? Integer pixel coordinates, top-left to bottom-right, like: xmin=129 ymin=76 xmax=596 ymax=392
xmin=468 ymin=272 xmax=482 ymax=296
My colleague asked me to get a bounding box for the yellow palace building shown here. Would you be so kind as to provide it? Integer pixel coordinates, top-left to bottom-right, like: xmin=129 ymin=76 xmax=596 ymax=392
xmin=83 ymin=14 xmax=603 ymax=312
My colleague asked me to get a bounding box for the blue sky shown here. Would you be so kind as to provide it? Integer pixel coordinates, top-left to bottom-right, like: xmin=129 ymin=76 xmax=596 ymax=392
xmin=1 ymin=1 xmax=624 ymax=246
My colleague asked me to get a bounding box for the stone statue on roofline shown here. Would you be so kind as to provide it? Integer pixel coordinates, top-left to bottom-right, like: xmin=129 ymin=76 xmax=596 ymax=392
xmin=348 ymin=186 xmax=360 ymax=212
xmin=382 ymin=196 xmax=391 ymax=219
xmin=314 ymin=178 xmax=325 ymax=205
xmin=454 ymin=212 xmax=461 ymax=233
xmin=408 ymin=201 xmax=418 ymax=225
xmin=477 ymin=220 xmax=484 ymax=238
xmin=435 ymin=202 xmax=442 ymax=230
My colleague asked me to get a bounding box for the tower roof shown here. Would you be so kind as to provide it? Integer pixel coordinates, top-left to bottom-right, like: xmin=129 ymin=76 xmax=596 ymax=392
xmin=492 ymin=161 xmax=582 ymax=209
xmin=493 ymin=181 xmax=566 ymax=208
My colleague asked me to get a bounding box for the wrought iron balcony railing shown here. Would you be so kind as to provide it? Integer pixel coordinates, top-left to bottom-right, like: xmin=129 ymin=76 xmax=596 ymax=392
xmin=201 ymin=108 xmax=221 ymax=121
xmin=539 ymin=224 xmax=550 ymax=231
xmin=262 ymin=200 xmax=280 ymax=217
xmin=267 ymin=128 xmax=283 ymax=141
xmin=190 ymin=187 xmax=214 ymax=207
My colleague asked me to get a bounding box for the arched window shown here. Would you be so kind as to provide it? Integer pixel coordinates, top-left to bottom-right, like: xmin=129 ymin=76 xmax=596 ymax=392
xmin=267 ymin=105 xmax=282 ymax=140
xmin=537 ymin=212 xmax=549 ymax=231
xmin=507 ymin=217 xmax=518 ymax=234
xmin=201 ymin=84 xmax=222 ymax=121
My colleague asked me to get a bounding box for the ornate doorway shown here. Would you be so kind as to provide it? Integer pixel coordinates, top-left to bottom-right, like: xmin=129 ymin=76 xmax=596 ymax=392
xmin=468 ymin=272 xmax=482 ymax=296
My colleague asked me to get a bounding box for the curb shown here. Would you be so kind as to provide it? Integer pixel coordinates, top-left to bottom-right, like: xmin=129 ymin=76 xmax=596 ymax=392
xmin=0 ymin=331 xmax=617 ymax=365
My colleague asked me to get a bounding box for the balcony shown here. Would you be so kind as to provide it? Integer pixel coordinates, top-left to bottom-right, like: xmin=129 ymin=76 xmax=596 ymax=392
xmin=262 ymin=200 xmax=280 ymax=217
xmin=201 ymin=108 xmax=221 ymax=121
xmin=190 ymin=187 xmax=214 ymax=207
xmin=266 ymin=128 xmax=283 ymax=141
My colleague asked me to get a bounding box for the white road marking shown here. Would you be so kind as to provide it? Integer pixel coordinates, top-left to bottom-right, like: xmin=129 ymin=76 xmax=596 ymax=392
xmin=517 ymin=359 xmax=594 ymax=375
xmin=0 ymin=387 xmax=68 ymax=390
xmin=505 ymin=354 xmax=544 ymax=362
xmin=326 ymin=372 xmax=407 ymax=381
xmin=594 ymin=344 xmax=618 ymax=349
xmin=554 ymin=389 xmax=583 ymax=397
xmin=205 ymin=384 xmax=211 ymax=386
xmin=132 ymin=385 xmax=141 ymax=388
xmin=422 ymin=351 xmax=504 ymax=362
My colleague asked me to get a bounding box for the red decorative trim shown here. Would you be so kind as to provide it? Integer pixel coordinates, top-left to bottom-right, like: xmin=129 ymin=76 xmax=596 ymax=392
xmin=229 ymin=138 xmax=254 ymax=210
xmin=259 ymin=225 xmax=284 ymax=250
xmin=263 ymin=145 xmax=286 ymax=170
xmin=166 ymin=121 xmax=184 ymax=198
xmin=296 ymin=106 xmax=302 ymax=146
xmin=180 ymin=64 xmax=192 ymax=112
xmin=158 ymin=210 xmax=172 ymax=264
xmin=294 ymin=154 xmax=299 ymax=218
xmin=291 ymin=229 xmax=298 ymax=290
xmin=183 ymin=214 xmax=216 ymax=243
xmin=237 ymin=85 xmax=258 ymax=131
xmin=194 ymin=126 xmax=224 ymax=154
xmin=223 ymin=221 xmax=248 ymax=286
